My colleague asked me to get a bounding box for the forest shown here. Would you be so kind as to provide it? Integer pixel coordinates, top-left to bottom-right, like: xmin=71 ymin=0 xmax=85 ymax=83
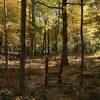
xmin=0 ymin=0 xmax=100 ymax=100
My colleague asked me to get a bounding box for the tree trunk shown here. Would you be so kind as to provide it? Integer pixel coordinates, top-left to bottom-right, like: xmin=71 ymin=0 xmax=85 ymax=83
xmin=61 ymin=0 xmax=69 ymax=66
xmin=80 ymin=0 xmax=84 ymax=85
xmin=20 ymin=0 xmax=26 ymax=95
xmin=54 ymin=18 xmax=60 ymax=59
xmin=31 ymin=0 xmax=36 ymax=57
xmin=58 ymin=0 xmax=69 ymax=84
xmin=47 ymin=30 xmax=50 ymax=54
xmin=42 ymin=21 xmax=47 ymax=56
xmin=4 ymin=0 xmax=8 ymax=71
xmin=33 ymin=34 xmax=36 ymax=55
xmin=28 ymin=4 xmax=31 ymax=58
xmin=54 ymin=28 xmax=57 ymax=58
xmin=43 ymin=30 xmax=46 ymax=55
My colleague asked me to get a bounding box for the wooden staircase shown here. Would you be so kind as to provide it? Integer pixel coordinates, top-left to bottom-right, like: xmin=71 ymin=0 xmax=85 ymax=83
xmin=44 ymin=53 xmax=62 ymax=86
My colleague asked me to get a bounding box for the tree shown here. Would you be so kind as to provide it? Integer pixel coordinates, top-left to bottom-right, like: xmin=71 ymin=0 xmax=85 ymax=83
xmin=60 ymin=0 xmax=69 ymax=67
xmin=3 ymin=0 xmax=8 ymax=71
xmin=80 ymin=0 xmax=84 ymax=85
xmin=31 ymin=0 xmax=36 ymax=56
xmin=19 ymin=0 xmax=26 ymax=95
xmin=0 ymin=0 xmax=20 ymax=59
xmin=58 ymin=0 xmax=69 ymax=84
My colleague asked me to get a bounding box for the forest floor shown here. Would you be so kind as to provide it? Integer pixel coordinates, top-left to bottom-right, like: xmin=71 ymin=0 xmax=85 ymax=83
xmin=0 ymin=54 xmax=100 ymax=100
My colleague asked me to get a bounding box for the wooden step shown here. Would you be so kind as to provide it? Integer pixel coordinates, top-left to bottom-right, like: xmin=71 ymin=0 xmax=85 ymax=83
xmin=48 ymin=72 xmax=59 ymax=79
xmin=47 ymin=77 xmax=60 ymax=82
xmin=47 ymin=72 xmax=60 ymax=82
xmin=48 ymin=72 xmax=59 ymax=75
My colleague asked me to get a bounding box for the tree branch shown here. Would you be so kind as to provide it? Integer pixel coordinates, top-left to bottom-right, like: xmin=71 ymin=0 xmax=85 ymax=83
xmin=35 ymin=1 xmax=100 ymax=9
xmin=36 ymin=1 xmax=62 ymax=9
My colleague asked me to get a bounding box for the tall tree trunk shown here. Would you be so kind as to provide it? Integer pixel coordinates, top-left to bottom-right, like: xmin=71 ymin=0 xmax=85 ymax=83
xmin=61 ymin=0 xmax=69 ymax=66
xmin=80 ymin=0 xmax=84 ymax=85
xmin=47 ymin=30 xmax=50 ymax=54
xmin=58 ymin=0 xmax=69 ymax=84
xmin=4 ymin=0 xmax=8 ymax=71
xmin=44 ymin=30 xmax=47 ymax=54
xmin=42 ymin=21 xmax=47 ymax=56
xmin=54 ymin=0 xmax=60 ymax=59
xmin=54 ymin=27 xmax=57 ymax=58
xmin=28 ymin=4 xmax=31 ymax=58
xmin=31 ymin=0 xmax=36 ymax=56
xmin=54 ymin=16 xmax=60 ymax=59
xmin=20 ymin=0 xmax=26 ymax=94
xmin=34 ymin=34 xmax=36 ymax=55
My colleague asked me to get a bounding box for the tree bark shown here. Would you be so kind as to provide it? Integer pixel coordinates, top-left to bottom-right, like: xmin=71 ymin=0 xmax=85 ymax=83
xmin=58 ymin=0 xmax=69 ymax=84
xmin=80 ymin=0 xmax=84 ymax=85
xmin=61 ymin=0 xmax=69 ymax=66
xmin=47 ymin=30 xmax=50 ymax=54
xmin=31 ymin=0 xmax=36 ymax=56
xmin=54 ymin=27 xmax=58 ymax=58
xmin=4 ymin=0 xmax=8 ymax=71
xmin=20 ymin=0 xmax=26 ymax=94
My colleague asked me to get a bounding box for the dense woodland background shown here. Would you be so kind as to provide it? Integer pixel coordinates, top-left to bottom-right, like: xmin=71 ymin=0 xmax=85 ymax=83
xmin=0 ymin=0 xmax=100 ymax=100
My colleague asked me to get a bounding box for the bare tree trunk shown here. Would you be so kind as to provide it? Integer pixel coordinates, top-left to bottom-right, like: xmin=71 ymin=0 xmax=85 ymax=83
xmin=31 ymin=0 xmax=36 ymax=57
xmin=47 ymin=30 xmax=50 ymax=54
xmin=54 ymin=27 xmax=58 ymax=59
xmin=42 ymin=21 xmax=47 ymax=56
xmin=34 ymin=34 xmax=36 ymax=55
xmin=4 ymin=0 xmax=8 ymax=71
xmin=80 ymin=0 xmax=84 ymax=85
xmin=54 ymin=19 xmax=59 ymax=59
xmin=54 ymin=0 xmax=60 ymax=59
xmin=20 ymin=0 xmax=26 ymax=95
xmin=58 ymin=0 xmax=69 ymax=84
xmin=44 ymin=30 xmax=47 ymax=54
xmin=61 ymin=0 xmax=69 ymax=67
xmin=28 ymin=4 xmax=31 ymax=58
